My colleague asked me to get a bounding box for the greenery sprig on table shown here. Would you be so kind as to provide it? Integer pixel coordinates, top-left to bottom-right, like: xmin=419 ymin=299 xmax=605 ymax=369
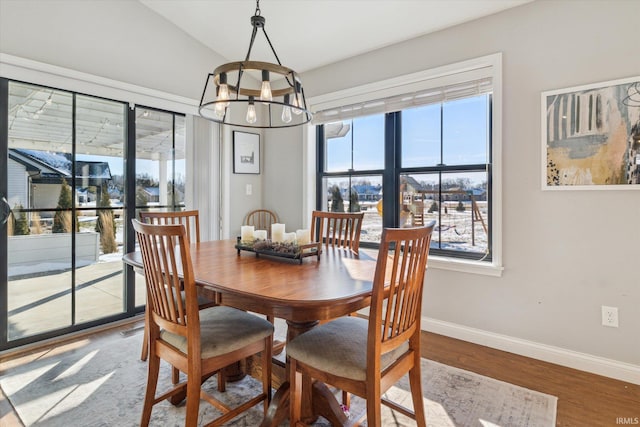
xmin=246 ymin=239 xmax=301 ymax=255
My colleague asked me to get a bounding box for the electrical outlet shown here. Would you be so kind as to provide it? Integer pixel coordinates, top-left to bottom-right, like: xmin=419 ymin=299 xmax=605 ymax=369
xmin=601 ymin=306 xmax=619 ymax=328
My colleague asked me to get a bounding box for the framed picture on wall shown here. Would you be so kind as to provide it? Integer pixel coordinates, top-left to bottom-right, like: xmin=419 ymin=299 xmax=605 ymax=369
xmin=541 ymin=76 xmax=640 ymax=190
xmin=233 ymin=131 xmax=260 ymax=174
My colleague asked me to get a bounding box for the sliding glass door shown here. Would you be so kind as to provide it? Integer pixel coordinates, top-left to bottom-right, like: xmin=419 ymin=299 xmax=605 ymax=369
xmin=133 ymin=107 xmax=186 ymax=308
xmin=1 ymin=81 xmax=128 ymax=346
xmin=5 ymin=82 xmax=76 ymax=339
xmin=0 ymin=79 xmax=188 ymax=350
xmin=74 ymin=94 xmax=127 ymax=324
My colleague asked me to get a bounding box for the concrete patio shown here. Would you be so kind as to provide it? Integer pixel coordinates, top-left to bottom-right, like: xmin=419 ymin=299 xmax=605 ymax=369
xmin=7 ymin=260 xmax=144 ymax=341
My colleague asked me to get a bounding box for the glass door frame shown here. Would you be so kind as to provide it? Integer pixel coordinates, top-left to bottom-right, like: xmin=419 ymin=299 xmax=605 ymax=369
xmin=1 ymin=78 xmax=9 ymax=347
xmin=0 ymin=78 xmax=183 ymax=351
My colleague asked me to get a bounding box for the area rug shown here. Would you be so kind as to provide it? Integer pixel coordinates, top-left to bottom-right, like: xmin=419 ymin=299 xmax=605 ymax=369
xmin=0 ymin=328 xmax=557 ymax=426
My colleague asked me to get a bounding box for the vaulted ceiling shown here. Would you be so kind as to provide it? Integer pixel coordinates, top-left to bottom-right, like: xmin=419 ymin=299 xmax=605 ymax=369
xmin=139 ymin=0 xmax=533 ymax=73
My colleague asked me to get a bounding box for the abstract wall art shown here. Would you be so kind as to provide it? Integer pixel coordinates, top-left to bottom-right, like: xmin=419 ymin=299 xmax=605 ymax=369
xmin=542 ymin=76 xmax=640 ymax=190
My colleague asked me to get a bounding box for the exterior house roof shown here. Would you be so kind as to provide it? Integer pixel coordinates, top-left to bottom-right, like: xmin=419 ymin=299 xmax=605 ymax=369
xmin=401 ymin=175 xmax=428 ymax=192
xmin=9 ymin=149 xmax=68 ymax=177
xmin=144 ymin=187 xmax=160 ymax=196
xmin=9 ymin=149 xmax=112 ymax=183
xmin=352 ymin=184 xmax=381 ymax=196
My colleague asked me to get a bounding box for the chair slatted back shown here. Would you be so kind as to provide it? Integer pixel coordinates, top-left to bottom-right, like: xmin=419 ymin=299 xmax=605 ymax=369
xmin=244 ymin=209 xmax=279 ymax=237
xmin=310 ymin=211 xmax=364 ymax=254
xmin=132 ymin=220 xmax=198 ymax=338
xmin=369 ymin=224 xmax=434 ymax=357
xmin=139 ymin=210 xmax=200 ymax=244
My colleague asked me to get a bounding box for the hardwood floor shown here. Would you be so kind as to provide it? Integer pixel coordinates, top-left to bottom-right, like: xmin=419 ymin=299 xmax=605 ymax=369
xmin=422 ymin=331 xmax=640 ymax=427
xmin=1 ymin=322 xmax=638 ymax=426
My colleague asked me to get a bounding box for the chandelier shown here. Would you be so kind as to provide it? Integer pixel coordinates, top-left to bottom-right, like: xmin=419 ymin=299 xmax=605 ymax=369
xmin=198 ymin=0 xmax=312 ymax=129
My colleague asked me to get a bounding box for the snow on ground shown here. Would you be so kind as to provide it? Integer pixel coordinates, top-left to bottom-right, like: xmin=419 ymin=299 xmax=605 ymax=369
xmin=11 ymin=204 xmax=488 ymax=279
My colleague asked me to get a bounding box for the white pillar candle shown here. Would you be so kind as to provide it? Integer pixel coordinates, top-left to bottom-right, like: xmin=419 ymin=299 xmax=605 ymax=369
xmin=271 ymin=223 xmax=285 ymax=243
xmin=254 ymin=229 xmax=267 ymax=240
xmin=240 ymin=225 xmax=255 ymax=242
xmin=283 ymin=232 xmax=297 ymax=243
xmin=296 ymin=229 xmax=310 ymax=245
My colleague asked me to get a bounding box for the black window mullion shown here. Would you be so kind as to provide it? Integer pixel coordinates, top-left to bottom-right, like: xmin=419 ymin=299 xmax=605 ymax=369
xmin=125 ymin=105 xmax=137 ymax=315
xmin=437 ymin=102 xmax=444 ymax=248
xmin=71 ymin=93 xmax=77 ymax=326
xmin=487 ymin=94 xmax=494 ymax=258
xmin=383 ymin=112 xmax=398 ymax=229
xmin=439 ymin=103 xmax=444 ymax=165
xmin=400 ymin=164 xmax=488 ymax=174
xmin=0 ymin=78 xmax=9 ymax=347
xmin=315 ymin=125 xmax=324 ymax=210
xmin=437 ymin=171 xmax=443 ymax=249
xmin=170 ymin=115 xmax=174 ymax=208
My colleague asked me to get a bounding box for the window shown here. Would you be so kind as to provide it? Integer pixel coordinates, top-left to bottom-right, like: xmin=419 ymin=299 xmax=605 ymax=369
xmin=318 ymin=115 xmax=384 ymax=244
xmin=313 ymin=54 xmax=501 ymax=269
xmin=135 ymin=107 xmax=186 ymax=213
xmin=400 ymin=95 xmax=491 ymax=260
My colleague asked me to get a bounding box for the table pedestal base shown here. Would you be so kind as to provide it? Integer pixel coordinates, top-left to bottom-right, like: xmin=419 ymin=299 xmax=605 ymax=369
xmin=259 ymin=319 xmax=350 ymax=427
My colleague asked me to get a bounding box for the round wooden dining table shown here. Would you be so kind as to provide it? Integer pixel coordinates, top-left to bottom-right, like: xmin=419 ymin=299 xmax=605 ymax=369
xmin=123 ymin=238 xmax=379 ymax=426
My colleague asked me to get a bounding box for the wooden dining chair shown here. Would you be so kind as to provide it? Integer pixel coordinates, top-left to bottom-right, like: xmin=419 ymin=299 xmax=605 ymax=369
xmin=132 ymin=220 xmax=273 ymax=427
xmin=287 ymin=223 xmax=435 ymax=427
xmin=244 ymin=209 xmax=279 ymax=238
xmin=310 ymin=210 xmax=364 ymax=254
xmin=139 ymin=210 xmax=201 ymax=244
xmin=138 ymin=210 xmax=217 ymax=381
xmin=242 ymin=208 xmax=285 ymax=352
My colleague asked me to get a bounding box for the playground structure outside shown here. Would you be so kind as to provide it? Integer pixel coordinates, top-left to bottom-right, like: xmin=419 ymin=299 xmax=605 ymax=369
xmin=347 ymin=199 xmax=489 ymax=257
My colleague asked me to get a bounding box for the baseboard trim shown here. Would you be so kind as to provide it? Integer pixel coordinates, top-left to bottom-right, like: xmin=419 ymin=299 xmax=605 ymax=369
xmin=0 ymin=316 xmax=143 ymax=361
xmin=422 ymin=317 xmax=640 ymax=385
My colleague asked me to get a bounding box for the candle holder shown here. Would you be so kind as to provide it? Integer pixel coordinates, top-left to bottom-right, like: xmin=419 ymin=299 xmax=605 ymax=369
xmin=235 ymin=236 xmax=321 ymax=264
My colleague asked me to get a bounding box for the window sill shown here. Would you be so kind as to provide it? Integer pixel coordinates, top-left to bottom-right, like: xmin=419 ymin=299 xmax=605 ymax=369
xmin=428 ymin=256 xmax=504 ymax=277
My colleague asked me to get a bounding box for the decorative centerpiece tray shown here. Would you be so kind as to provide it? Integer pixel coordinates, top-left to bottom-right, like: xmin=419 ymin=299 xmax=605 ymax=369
xmin=235 ymin=237 xmax=321 ymax=264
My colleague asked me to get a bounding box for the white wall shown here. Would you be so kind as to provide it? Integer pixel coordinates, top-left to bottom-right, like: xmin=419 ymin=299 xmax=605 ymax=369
xmin=0 ymin=0 xmax=219 ymax=100
xmin=299 ymin=0 xmax=640 ymax=377
xmin=262 ymin=127 xmax=305 ymax=229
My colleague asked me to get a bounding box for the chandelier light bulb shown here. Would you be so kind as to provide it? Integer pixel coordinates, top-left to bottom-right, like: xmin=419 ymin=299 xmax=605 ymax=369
xmin=260 ymin=70 xmax=273 ymax=102
xmin=217 ymin=72 xmax=230 ymax=107
xmin=282 ymin=105 xmax=292 ymax=123
xmin=292 ymin=82 xmax=303 ymax=115
xmin=218 ymin=84 xmax=230 ymax=106
xmin=282 ymin=94 xmax=292 ymax=123
xmin=214 ymin=86 xmax=227 ymax=118
xmin=214 ymin=102 xmax=226 ymax=119
xmin=246 ymin=97 xmax=257 ymax=124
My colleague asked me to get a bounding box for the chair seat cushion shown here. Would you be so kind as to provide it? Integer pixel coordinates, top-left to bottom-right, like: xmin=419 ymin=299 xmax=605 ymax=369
xmin=161 ymin=306 xmax=273 ymax=359
xmin=286 ymin=316 xmax=409 ymax=381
